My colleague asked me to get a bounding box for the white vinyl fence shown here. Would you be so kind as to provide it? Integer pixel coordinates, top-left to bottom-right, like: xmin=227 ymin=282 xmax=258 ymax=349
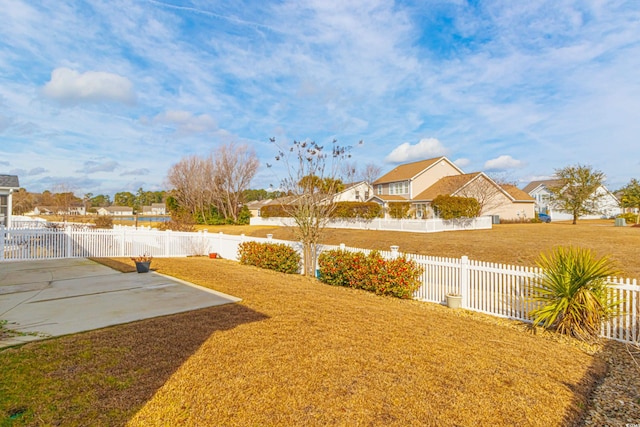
xmin=1 ymin=226 xmax=637 ymax=344
xmin=250 ymin=216 xmax=492 ymax=233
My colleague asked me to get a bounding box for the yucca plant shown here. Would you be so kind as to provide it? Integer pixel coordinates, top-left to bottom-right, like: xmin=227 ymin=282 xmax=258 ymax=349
xmin=530 ymin=246 xmax=621 ymax=342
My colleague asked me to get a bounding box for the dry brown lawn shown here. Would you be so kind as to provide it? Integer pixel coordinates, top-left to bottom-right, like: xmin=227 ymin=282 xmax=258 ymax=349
xmin=1 ymin=256 xmax=607 ymax=426
xmin=199 ymin=220 xmax=640 ymax=279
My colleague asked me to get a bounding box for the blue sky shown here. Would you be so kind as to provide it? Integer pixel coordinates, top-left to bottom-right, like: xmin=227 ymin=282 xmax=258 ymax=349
xmin=1 ymin=0 xmax=639 ymax=197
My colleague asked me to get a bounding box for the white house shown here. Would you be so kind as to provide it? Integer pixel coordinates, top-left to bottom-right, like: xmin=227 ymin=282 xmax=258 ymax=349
xmin=97 ymin=206 xmax=134 ymax=216
xmin=523 ymin=179 xmax=622 ymax=220
xmin=0 ymin=174 xmax=20 ymax=227
xmin=141 ymin=203 xmax=167 ymax=215
xmin=333 ymin=181 xmax=374 ymax=203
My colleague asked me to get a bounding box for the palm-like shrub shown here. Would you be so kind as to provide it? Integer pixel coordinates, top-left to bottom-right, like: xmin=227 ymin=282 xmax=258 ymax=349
xmin=530 ymin=246 xmax=621 ymax=341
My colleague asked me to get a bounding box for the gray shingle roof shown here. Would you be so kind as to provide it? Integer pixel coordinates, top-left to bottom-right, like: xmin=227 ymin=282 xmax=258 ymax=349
xmin=0 ymin=174 xmax=20 ymax=188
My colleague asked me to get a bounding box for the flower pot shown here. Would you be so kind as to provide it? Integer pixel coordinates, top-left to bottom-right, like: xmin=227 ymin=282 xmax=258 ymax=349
xmin=446 ymin=294 xmax=462 ymax=309
xmin=135 ymin=261 xmax=151 ymax=273
xmin=209 ymin=253 xmax=218 ymax=259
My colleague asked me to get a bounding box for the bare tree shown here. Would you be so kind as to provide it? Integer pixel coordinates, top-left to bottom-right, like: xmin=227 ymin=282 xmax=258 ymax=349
xmin=52 ymin=183 xmax=80 ymax=222
xmin=166 ymin=142 xmax=259 ymax=224
xmin=270 ymin=137 xmax=354 ymax=276
xmin=212 ymin=142 xmax=259 ymax=222
xmin=455 ymin=173 xmax=507 ymax=215
xmin=11 ymin=188 xmax=34 ymax=215
xmin=359 ymin=163 xmax=383 ymax=184
xmin=166 ymin=154 xmax=216 ymax=223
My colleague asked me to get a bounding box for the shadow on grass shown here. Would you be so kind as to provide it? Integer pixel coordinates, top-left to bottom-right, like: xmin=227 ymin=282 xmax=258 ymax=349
xmin=0 ymin=303 xmax=268 ymax=426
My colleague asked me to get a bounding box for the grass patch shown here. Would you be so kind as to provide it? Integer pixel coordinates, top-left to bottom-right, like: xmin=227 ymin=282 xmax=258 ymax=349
xmin=201 ymin=220 xmax=640 ymax=279
xmin=1 ymin=257 xmax=606 ymax=426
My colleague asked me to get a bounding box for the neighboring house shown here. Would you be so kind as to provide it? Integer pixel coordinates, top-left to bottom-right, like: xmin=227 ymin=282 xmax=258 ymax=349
xmin=141 ymin=203 xmax=167 ymax=215
xmin=97 ymin=206 xmax=134 ymax=216
xmin=30 ymin=206 xmax=54 ymax=216
xmin=0 ymin=174 xmax=20 ymax=227
xmin=523 ymin=179 xmax=622 ymax=220
xmin=333 ymin=181 xmax=374 ymax=203
xmin=68 ymin=203 xmax=86 ymax=216
xmin=371 ymin=157 xmax=534 ymax=220
xmin=246 ymin=199 xmax=273 ymax=217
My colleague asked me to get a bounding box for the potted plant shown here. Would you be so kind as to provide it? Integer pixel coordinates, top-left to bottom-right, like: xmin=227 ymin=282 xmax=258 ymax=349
xmin=131 ymin=254 xmax=153 ymax=273
xmin=445 ymin=292 xmax=462 ymax=309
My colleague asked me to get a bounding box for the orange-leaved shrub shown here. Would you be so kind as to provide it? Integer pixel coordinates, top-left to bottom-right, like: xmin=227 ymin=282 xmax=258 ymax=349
xmin=318 ymin=249 xmax=423 ymax=298
xmin=238 ymin=241 xmax=301 ymax=274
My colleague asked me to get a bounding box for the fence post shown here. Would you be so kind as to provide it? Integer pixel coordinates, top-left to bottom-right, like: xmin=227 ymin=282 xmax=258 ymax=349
xmin=460 ymin=256 xmax=469 ymax=308
xmin=390 ymin=245 xmax=399 ymax=258
xmin=340 ymin=243 xmax=345 ymax=250
xmin=65 ymin=225 xmax=72 ymax=258
xmin=120 ymin=227 xmax=126 ymax=257
xmin=267 ymin=234 xmax=273 ymax=241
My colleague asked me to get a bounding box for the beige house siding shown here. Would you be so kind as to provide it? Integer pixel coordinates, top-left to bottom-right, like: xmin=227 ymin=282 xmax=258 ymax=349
xmin=411 ymin=159 xmax=462 ymax=198
xmin=490 ymin=201 xmax=535 ymax=220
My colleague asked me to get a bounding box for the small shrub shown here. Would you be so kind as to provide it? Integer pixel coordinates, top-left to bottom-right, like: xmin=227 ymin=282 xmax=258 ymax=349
xmin=159 ymin=212 xmax=196 ymax=232
xmin=529 ymin=246 xmax=622 ymax=342
xmin=617 ymin=212 xmax=639 ymax=224
xmin=318 ymin=249 xmax=423 ymax=299
xmin=93 ymin=216 xmax=113 ymax=229
xmin=238 ymin=241 xmax=301 ymax=274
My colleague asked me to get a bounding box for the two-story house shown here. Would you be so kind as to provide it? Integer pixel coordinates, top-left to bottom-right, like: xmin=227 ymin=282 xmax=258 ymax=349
xmin=370 ymin=157 xmax=535 ymax=220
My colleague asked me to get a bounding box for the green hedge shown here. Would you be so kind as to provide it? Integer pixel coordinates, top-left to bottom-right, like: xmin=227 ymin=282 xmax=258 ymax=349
xmin=331 ymin=202 xmax=382 ymax=219
xmin=387 ymin=202 xmax=411 ymax=219
xmin=616 ymin=212 xmax=639 ymax=223
xmin=261 ymin=202 xmax=382 ymax=219
xmin=260 ymin=204 xmax=290 ymax=218
xmin=238 ymin=241 xmax=301 ymax=274
xmin=318 ymin=249 xmax=423 ymax=299
xmin=432 ymin=195 xmax=480 ymax=219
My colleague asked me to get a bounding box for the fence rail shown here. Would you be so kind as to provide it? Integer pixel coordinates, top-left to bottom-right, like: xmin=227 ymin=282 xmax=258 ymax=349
xmin=1 ymin=226 xmax=637 ymax=343
xmin=250 ymin=216 xmax=493 ymax=233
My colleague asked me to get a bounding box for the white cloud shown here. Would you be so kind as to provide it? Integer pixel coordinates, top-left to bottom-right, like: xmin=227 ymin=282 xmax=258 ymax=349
xmin=453 ymin=158 xmax=470 ymax=169
xmin=484 ymin=155 xmax=525 ymax=171
xmin=384 ymin=138 xmax=448 ymax=163
xmin=41 ymin=67 xmax=136 ymax=105
xmin=120 ymin=168 xmax=150 ymax=176
xmin=148 ymin=110 xmax=217 ymax=135
xmin=76 ymin=160 xmax=120 ymax=174
xmin=28 ymin=167 xmax=47 ymax=176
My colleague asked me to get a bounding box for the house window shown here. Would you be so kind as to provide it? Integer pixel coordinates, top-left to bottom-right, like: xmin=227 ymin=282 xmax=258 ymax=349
xmin=389 ymin=181 xmax=409 ymax=195
xmin=377 ymin=185 xmax=382 ymax=195
xmin=355 ymin=190 xmax=360 ymax=200
xmin=364 ymin=190 xmax=369 ymax=199
xmin=0 ymin=195 xmax=7 ymax=227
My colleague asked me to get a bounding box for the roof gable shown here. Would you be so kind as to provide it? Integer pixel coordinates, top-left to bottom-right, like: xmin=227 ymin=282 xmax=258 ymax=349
xmin=373 ymin=157 xmax=460 ymax=184
xmin=522 ymin=179 xmax=562 ymax=193
xmin=413 ymin=173 xmax=481 ymax=200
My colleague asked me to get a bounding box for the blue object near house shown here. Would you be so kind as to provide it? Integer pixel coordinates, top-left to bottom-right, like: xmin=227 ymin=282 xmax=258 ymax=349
xmin=538 ymin=213 xmax=551 ymax=223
